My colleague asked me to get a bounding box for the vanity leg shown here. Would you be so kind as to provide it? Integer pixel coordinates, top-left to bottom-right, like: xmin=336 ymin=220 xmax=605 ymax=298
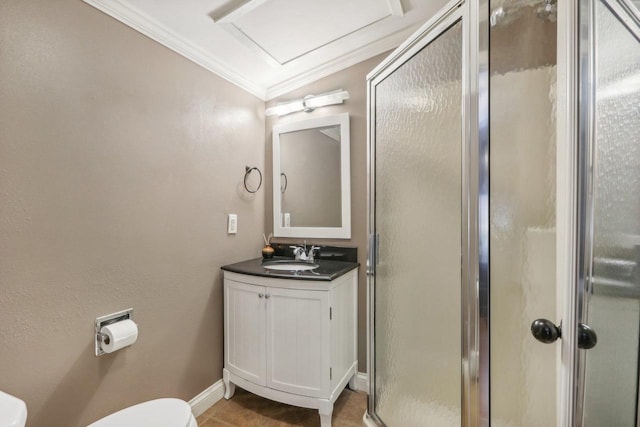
xmin=223 ymin=381 xmax=235 ymax=400
xmin=223 ymin=369 xmax=235 ymax=400
xmin=348 ymin=373 xmax=357 ymax=391
xmin=318 ymin=401 xmax=333 ymax=427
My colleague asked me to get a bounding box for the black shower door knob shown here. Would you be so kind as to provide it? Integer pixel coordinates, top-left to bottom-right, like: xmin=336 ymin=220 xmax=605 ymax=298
xmin=530 ymin=319 xmax=597 ymax=350
xmin=577 ymin=323 xmax=597 ymax=350
xmin=531 ymin=318 xmax=561 ymax=343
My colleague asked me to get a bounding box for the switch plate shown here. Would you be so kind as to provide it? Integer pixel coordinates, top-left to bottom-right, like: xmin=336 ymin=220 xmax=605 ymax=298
xmin=228 ymin=214 xmax=238 ymax=234
xmin=284 ymin=213 xmax=291 ymax=227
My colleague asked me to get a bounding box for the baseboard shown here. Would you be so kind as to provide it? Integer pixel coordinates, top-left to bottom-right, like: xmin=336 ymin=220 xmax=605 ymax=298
xmin=355 ymin=372 xmax=369 ymax=392
xmin=189 ymin=379 xmax=225 ymax=417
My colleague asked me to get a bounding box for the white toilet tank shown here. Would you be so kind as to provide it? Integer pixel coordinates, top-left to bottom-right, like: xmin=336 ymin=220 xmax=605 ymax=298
xmin=0 ymin=391 xmax=28 ymax=427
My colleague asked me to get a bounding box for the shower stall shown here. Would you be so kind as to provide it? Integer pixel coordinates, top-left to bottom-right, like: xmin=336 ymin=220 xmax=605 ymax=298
xmin=365 ymin=0 xmax=640 ymax=425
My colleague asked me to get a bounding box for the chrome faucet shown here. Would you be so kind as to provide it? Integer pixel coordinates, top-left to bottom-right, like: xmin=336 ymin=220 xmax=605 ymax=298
xmin=291 ymin=245 xmax=307 ymax=260
xmin=308 ymin=245 xmax=320 ymax=262
xmin=290 ymin=242 xmax=320 ymax=262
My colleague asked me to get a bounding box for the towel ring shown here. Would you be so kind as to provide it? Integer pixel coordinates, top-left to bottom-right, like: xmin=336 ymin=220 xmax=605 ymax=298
xmin=244 ymin=166 xmax=262 ymax=193
xmin=280 ymin=172 xmax=288 ymax=194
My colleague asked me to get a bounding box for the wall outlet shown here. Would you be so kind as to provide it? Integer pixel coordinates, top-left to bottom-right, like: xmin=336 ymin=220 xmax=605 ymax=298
xmin=284 ymin=213 xmax=291 ymax=227
xmin=228 ymin=214 xmax=238 ymax=234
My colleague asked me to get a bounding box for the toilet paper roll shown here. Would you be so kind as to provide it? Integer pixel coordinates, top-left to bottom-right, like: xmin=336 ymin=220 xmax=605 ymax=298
xmin=100 ymin=319 xmax=138 ymax=353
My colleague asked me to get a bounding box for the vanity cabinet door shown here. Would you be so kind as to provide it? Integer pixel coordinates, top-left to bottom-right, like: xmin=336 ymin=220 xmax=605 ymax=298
xmin=224 ymin=279 xmax=267 ymax=386
xmin=265 ymin=287 xmax=330 ymax=397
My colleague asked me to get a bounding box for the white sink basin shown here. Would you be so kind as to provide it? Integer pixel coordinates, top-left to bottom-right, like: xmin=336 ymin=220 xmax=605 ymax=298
xmin=263 ymin=262 xmax=319 ymax=272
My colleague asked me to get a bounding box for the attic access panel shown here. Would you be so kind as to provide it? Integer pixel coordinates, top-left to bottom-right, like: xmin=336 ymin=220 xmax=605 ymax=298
xmin=218 ymin=0 xmax=403 ymax=65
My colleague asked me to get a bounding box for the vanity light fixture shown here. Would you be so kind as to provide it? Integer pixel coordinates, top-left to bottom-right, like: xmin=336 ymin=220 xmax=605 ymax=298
xmin=265 ymin=89 xmax=350 ymax=117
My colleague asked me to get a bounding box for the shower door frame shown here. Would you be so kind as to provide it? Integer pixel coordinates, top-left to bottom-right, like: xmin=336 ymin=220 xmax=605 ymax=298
xmin=365 ymin=0 xmax=640 ymax=423
xmin=365 ymin=0 xmax=490 ymax=424
xmin=557 ymin=0 xmax=580 ymax=425
xmin=564 ymin=0 xmax=640 ymax=425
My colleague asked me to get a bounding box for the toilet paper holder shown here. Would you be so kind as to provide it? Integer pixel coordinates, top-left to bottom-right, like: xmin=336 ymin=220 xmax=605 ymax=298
xmin=95 ymin=308 xmax=134 ymax=356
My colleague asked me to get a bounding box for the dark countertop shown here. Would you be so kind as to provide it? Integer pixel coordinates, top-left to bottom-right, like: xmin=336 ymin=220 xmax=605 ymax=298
xmin=221 ymin=257 xmax=359 ymax=281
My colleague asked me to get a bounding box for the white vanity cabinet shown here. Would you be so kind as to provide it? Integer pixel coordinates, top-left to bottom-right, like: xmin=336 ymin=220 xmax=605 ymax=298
xmin=222 ymin=268 xmax=358 ymax=427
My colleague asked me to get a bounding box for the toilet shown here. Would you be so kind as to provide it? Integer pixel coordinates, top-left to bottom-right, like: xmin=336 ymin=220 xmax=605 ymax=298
xmin=87 ymin=398 xmax=197 ymax=427
xmin=0 ymin=391 xmax=197 ymax=427
xmin=0 ymin=391 xmax=27 ymax=427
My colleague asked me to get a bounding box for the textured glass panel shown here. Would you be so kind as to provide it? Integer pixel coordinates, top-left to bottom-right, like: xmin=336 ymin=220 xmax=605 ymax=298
xmin=373 ymin=21 xmax=462 ymax=426
xmin=489 ymin=2 xmax=557 ymax=426
xmin=582 ymin=2 xmax=640 ymax=425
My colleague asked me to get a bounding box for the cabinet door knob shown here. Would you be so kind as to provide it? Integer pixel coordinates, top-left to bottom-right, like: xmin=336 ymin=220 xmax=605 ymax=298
xmin=258 ymin=293 xmax=264 ymax=298
xmin=265 ymin=294 xmax=271 ymax=299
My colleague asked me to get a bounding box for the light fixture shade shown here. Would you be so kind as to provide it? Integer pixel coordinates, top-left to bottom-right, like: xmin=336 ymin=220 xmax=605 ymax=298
xmin=265 ymin=89 xmax=350 ymax=117
xmin=265 ymin=99 xmax=305 ymax=116
xmin=304 ymin=90 xmax=350 ymax=109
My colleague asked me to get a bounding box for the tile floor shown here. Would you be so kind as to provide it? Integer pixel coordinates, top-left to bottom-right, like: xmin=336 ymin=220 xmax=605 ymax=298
xmin=196 ymin=387 xmax=368 ymax=427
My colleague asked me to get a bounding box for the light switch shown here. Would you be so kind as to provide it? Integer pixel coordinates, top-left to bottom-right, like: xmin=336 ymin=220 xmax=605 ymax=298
xmin=284 ymin=213 xmax=291 ymax=227
xmin=228 ymin=214 xmax=238 ymax=234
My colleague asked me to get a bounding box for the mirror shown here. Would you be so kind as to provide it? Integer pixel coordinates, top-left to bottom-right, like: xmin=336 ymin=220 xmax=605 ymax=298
xmin=272 ymin=113 xmax=350 ymax=238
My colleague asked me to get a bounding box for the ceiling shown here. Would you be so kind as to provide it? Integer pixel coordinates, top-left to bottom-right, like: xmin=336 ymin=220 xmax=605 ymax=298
xmin=82 ymin=0 xmax=444 ymax=100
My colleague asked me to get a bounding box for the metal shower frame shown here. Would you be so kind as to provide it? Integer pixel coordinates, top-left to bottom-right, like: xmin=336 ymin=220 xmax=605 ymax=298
xmin=365 ymin=0 xmax=490 ymax=424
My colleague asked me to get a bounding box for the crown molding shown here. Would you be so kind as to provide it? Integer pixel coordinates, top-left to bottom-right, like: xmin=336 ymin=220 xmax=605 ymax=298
xmin=83 ymin=0 xmax=415 ymax=102
xmin=83 ymin=0 xmax=267 ymax=100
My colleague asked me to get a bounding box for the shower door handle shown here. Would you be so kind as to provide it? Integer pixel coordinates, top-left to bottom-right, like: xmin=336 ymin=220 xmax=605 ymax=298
xmin=577 ymin=323 xmax=597 ymax=350
xmin=531 ymin=319 xmax=561 ymax=343
xmin=530 ymin=319 xmax=597 ymax=349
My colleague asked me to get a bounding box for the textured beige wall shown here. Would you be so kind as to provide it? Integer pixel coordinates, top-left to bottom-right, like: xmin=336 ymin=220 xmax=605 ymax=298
xmin=265 ymin=53 xmax=390 ymax=373
xmin=0 ymin=1 xmax=265 ymax=426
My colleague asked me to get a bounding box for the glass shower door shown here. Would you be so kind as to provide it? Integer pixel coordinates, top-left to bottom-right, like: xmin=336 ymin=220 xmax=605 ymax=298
xmin=577 ymin=0 xmax=640 ymax=424
xmin=367 ymin=6 xmax=465 ymax=426
xmin=488 ymin=0 xmax=559 ymax=425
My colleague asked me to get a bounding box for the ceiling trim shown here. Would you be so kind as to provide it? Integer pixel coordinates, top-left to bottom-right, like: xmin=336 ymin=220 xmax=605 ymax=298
xmin=83 ymin=0 xmax=267 ymax=99
xmin=83 ymin=0 xmax=417 ymax=102
xmin=227 ymin=13 xmax=395 ymax=66
xmin=221 ymin=23 xmax=283 ymax=67
xmin=264 ymin=24 xmax=419 ymax=100
xmin=210 ymin=0 xmax=271 ymax=24
xmin=386 ymin=0 xmax=405 ymax=16
xmin=216 ymin=1 xmax=401 ymax=67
